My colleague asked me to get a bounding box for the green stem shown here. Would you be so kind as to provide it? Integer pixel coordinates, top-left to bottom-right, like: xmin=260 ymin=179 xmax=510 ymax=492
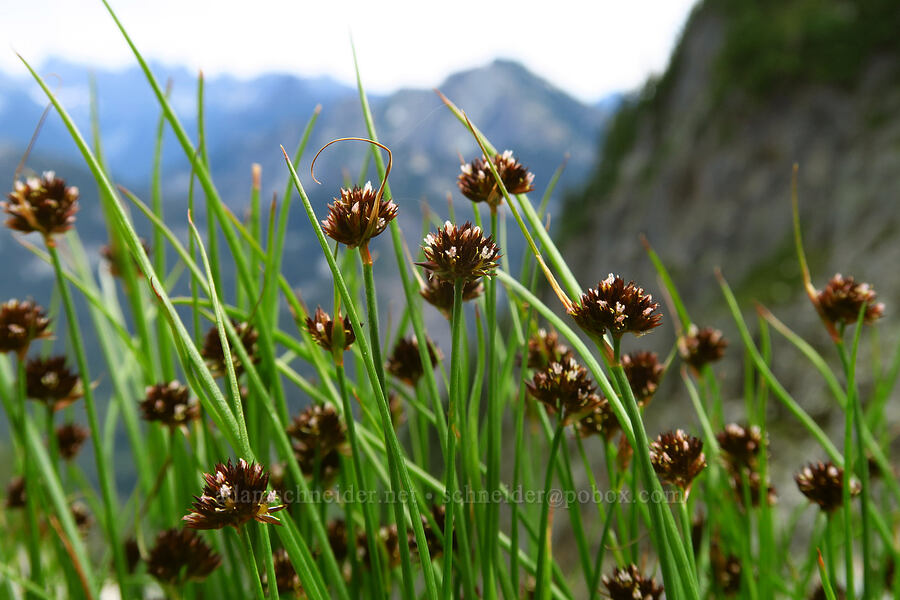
xmin=16 ymin=359 xmax=44 ymax=598
xmin=238 ymin=527 xmax=266 ymax=600
xmin=678 ymin=496 xmax=697 ymax=580
xmin=484 ymin=207 xmax=500 ymax=600
xmin=336 ymin=362 xmax=387 ymax=598
xmin=48 ymin=244 xmax=130 ymax=598
xmin=535 ymin=422 xmax=565 ymax=600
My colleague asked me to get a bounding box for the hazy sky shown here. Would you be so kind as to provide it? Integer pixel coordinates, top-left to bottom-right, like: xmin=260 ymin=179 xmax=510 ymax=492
xmin=1 ymin=0 xmax=696 ymax=102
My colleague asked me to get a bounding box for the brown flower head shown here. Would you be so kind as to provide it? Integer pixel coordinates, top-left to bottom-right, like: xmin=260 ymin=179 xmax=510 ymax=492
xmin=286 ymin=404 xmax=348 ymax=483
xmin=389 ymin=392 xmax=406 ymax=429
xmin=146 ymin=528 xmax=221 ymax=584
xmin=710 ymin=543 xmax=742 ymax=596
xmin=679 ymin=325 xmax=727 ymax=371
xmin=576 ymin=398 xmax=620 ymax=439
xmin=717 ymin=423 xmax=763 ymax=471
xmin=71 ymin=501 xmax=92 ymax=534
xmin=526 ymin=357 xmax=602 ymax=426
xmin=101 ymin=238 xmax=150 ymax=278
xmin=140 ymin=381 xmax=200 ymax=429
xmin=327 ymin=519 xmax=350 ymax=563
xmin=55 ymin=423 xmax=89 ymax=461
xmin=649 ymin=429 xmax=707 ymax=493
xmin=602 ymin=564 xmax=664 ymax=600
xmin=795 ymin=461 xmax=860 ymax=513
xmin=419 ymin=270 xmax=484 ymax=319
xmin=621 ymin=351 xmax=664 ymax=407
xmin=817 ymin=274 xmax=884 ymax=326
xmin=732 ymin=470 xmax=777 ymax=508
xmin=183 ymin=458 xmax=284 ymax=529
xmin=527 ymin=328 xmax=573 ymax=371
xmin=379 ymin=524 xmax=404 ymax=568
xmin=420 ymin=504 xmax=448 ymax=559
xmin=265 ymin=548 xmax=304 ymax=596
xmin=386 ymin=335 xmax=441 ymax=387
xmin=25 ymin=355 xmax=82 ymax=410
xmin=569 ymin=274 xmax=662 ymax=339
xmin=5 ymin=476 xmax=26 ymax=509
xmin=124 ymin=538 xmax=142 ymax=573
xmin=201 ymin=320 xmax=260 ymax=378
xmin=321 ymin=181 xmax=398 ymax=249
xmin=0 ymin=299 xmax=51 ymax=359
xmin=4 ymin=172 xmax=79 ymax=242
xmin=418 ymin=221 xmax=501 ymax=282
xmin=457 ymin=150 xmax=535 ymax=207
xmin=305 ymin=306 xmax=355 ymax=353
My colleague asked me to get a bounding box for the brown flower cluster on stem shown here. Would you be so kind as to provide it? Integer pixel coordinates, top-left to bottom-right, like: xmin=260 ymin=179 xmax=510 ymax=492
xmin=0 ymin=299 xmax=51 ymax=359
xmin=265 ymin=548 xmax=305 ymax=596
xmin=419 ymin=221 xmax=501 ymax=282
xmin=795 ymin=461 xmax=860 ymax=513
xmin=25 ymin=355 xmax=83 ymax=410
xmin=457 ymin=150 xmax=534 ymax=207
xmin=386 ymin=335 xmax=441 ymax=387
xmin=526 ymin=357 xmax=602 ymax=426
xmin=718 ymin=423 xmax=777 ymax=507
xmin=286 ymin=404 xmax=348 ymax=483
xmin=3 ymin=172 xmax=79 ymax=244
xmin=576 ymin=397 xmax=620 ymax=439
xmin=71 ymin=501 xmax=92 ymax=534
xmin=146 ymin=528 xmax=221 ymax=584
xmin=140 ymin=381 xmax=200 ymax=429
xmin=526 ymin=328 xmax=572 ymax=371
xmin=710 ymin=543 xmax=742 ymax=595
xmin=201 ymin=320 xmax=259 ymax=378
xmin=55 ymin=423 xmax=89 ymax=460
xmin=100 ymin=238 xmax=150 ymax=279
xmin=679 ymin=325 xmax=727 ymax=371
xmin=621 ymin=351 xmax=664 ymax=407
xmin=5 ymin=476 xmax=26 ymax=509
xmin=569 ymin=274 xmax=662 ymax=340
xmin=305 ymin=306 xmax=355 ymax=353
xmin=602 ymin=564 xmax=664 ymax=600
xmin=321 ymin=181 xmax=398 ymax=249
xmin=183 ymin=458 xmax=284 ymax=530
xmin=649 ymin=429 xmax=706 ymax=493
xmin=816 ymin=274 xmax=884 ymax=326
xmin=419 ymin=270 xmax=484 ymax=318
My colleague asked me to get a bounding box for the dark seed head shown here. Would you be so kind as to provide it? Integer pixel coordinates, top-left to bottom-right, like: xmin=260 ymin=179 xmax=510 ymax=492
xmin=419 ymin=270 xmax=484 ymax=319
xmin=602 ymin=564 xmax=664 ymax=600
xmin=124 ymin=538 xmax=141 ymax=573
xmin=717 ymin=423 xmax=763 ymax=471
xmin=140 ymin=381 xmax=200 ymax=429
xmin=71 ymin=501 xmax=92 ymax=534
xmin=146 ymin=528 xmax=221 ymax=584
xmin=526 ymin=328 xmax=573 ymax=371
xmin=25 ymin=355 xmax=82 ymax=410
xmin=327 ymin=519 xmax=349 ymax=563
xmin=183 ymin=458 xmax=284 ymax=530
xmin=305 ymin=306 xmax=355 ymax=353
xmin=649 ymin=429 xmax=707 ymax=493
xmin=201 ymin=320 xmax=260 ymax=378
xmin=4 ymin=172 xmax=79 ymax=243
xmin=576 ymin=398 xmax=620 ymax=440
xmin=386 ymin=335 xmax=441 ymax=387
xmin=526 ymin=357 xmax=602 ymax=426
xmin=732 ymin=470 xmax=778 ymax=509
xmin=418 ymin=221 xmax=501 ymax=282
xmin=0 ymin=299 xmax=51 ymax=359
xmin=621 ymin=351 xmax=664 ymax=407
xmin=569 ymin=274 xmax=662 ymax=339
xmin=457 ymin=150 xmax=534 ymax=207
xmin=55 ymin=423 xmax=89 ymax=460
xmin=710 ymin=543 xmax=742 ymax=595
xmin=795 ymin=461 xmax=860 ymax=513
xmin=817 ymin=274 xmax=884 ymax=326
xmin=321 ymin=182 xmax=398 ymax=248
xmin=5 ymin=476 xmax=26 ymax=509
xmin=286 ymin=404 xmax=348 ymax=483
xmin=679 ymin=325 xmax=727 ymax=371
xmin=265 ymin=548 xmax=304 ymax=596
xmin=101 ymin=238 xmax=150 ymax=279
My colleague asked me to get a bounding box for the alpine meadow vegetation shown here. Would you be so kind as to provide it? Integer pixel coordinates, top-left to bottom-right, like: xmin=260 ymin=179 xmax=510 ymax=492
xmin=3 ymin=3 xmax=900 ymax=600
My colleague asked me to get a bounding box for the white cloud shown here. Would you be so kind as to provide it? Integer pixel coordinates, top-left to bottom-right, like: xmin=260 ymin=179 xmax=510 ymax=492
xmin=1 ymin=0 xmax=695 ymax=101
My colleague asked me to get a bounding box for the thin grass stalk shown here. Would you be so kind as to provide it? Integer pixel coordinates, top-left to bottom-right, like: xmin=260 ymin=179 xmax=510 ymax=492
xmin=483 ymin=206 xmax=501 ymax=600
xmin=817 ymin=549 xmax=839 ymax=600
xmin=336 ymin=361 xmax=388 ymax=599
xmin=283 ymin=150 xmax=438 ymax=599
xmin=47 ymin=244 xmax=130 ymax=597
xmin=151 ymin=97 xmax=175 ymax=381
xmin=535 ymin=422 xmax=565 ymax=600
xmin=14 ymin=359 xmax=45 ymax=598
xmin=236 ymin=527 xmax=266 ymax=600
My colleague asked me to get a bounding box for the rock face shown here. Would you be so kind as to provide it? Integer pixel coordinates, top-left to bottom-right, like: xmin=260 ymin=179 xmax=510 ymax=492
xmin=559 ymin=0 xmax=900 ymax=496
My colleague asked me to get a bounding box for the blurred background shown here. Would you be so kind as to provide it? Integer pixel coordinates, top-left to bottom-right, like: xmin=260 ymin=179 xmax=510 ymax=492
xmin=2 ymin=0 xmax=900 ymax=541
